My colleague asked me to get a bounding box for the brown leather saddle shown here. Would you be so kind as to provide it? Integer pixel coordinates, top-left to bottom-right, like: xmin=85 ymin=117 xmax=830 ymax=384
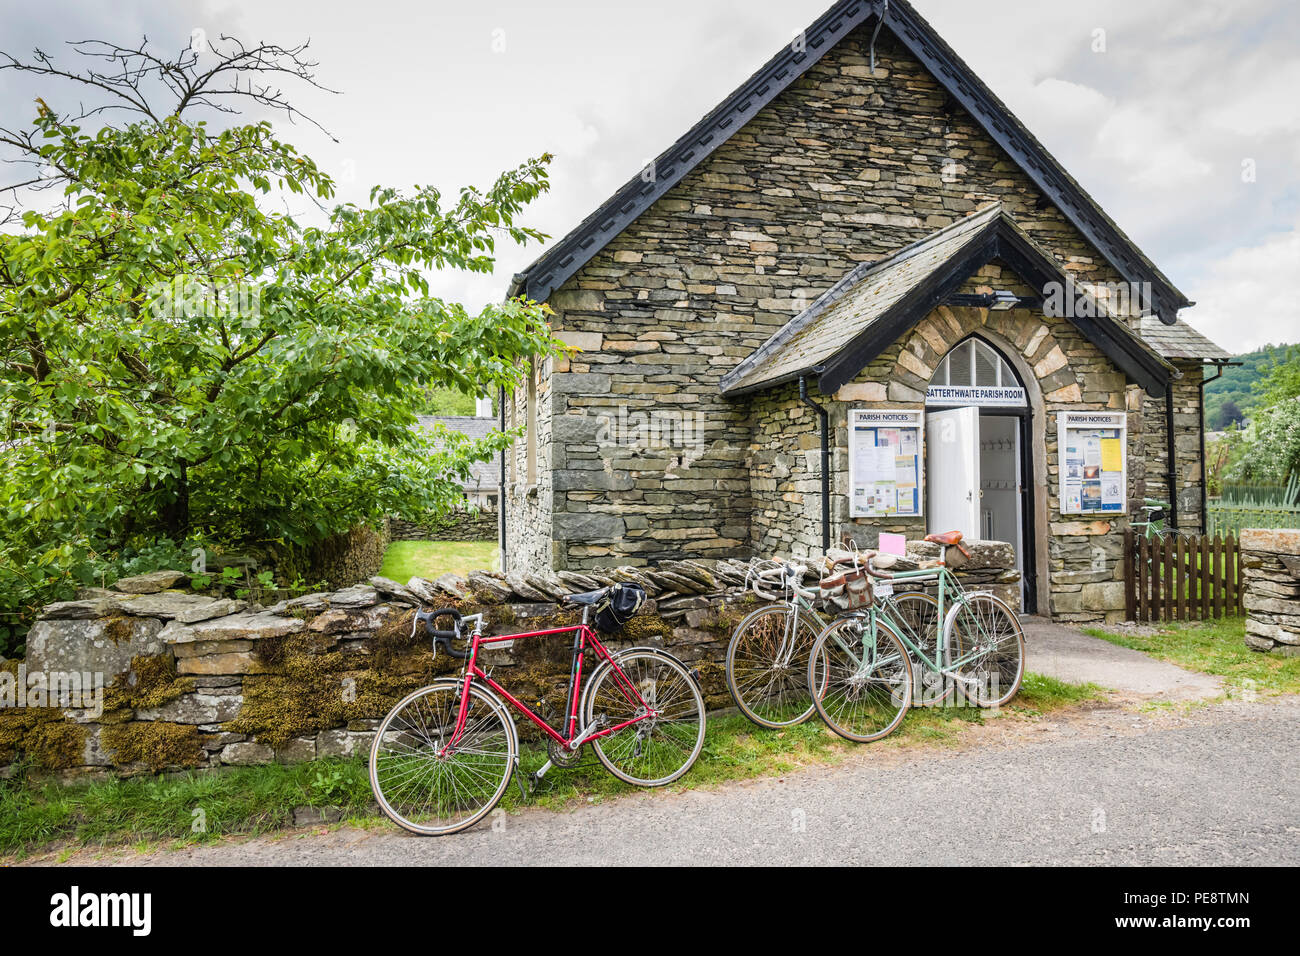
xmin=924 ymin=530 xmax=972 ymax=559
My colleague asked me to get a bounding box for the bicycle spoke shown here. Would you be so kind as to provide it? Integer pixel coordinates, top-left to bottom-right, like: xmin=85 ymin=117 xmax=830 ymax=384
xmin=586 ymin=652 xmax=705 ymax=786
xmin=727 ymin=605 xmax=820 ymax=727
xmin=944 ymin=595 xmax=1025 ymax=707
xmin=369 ymin=683 xmax=514 ymax=835
xmin=810 ymin=618 xmax=912 ymax=743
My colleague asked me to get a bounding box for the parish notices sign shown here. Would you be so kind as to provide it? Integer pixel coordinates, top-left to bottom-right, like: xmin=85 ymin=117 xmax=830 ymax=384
xmin=848 ymin=409 xmax=923 ymax=518
xmin=1057 ymin=412 xmax=1128 ymax=516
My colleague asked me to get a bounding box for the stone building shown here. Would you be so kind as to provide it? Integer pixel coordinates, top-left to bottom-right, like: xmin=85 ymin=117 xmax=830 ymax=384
xmin=499 ymin=0 xmax=1228 ymax=622
xmin=415 ymin=415 xmax=501 ymax=510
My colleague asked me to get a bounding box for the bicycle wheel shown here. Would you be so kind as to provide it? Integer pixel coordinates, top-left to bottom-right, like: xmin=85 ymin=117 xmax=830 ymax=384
xmin=808 ymin=616 xmax=912 ymax=743
xmin=369 ymin=680 xmax=517 ymax=836
xmin=582 ymin=649 xmax=706 ymax=787
xmin=942 ymin=594 xmax=1025 ymax=708
xmin=725 ymin=603 xmax=822 ymax=728
xmin=887 ymin=591 xmax=952 ymax=707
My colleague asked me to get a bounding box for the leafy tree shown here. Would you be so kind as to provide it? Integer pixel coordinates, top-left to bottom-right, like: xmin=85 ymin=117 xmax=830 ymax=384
xmin=0 ymin=37 xmax=560 ymax=652
xmin=1229 ymin=399 xmax=1300 ymax=486
xmin=1256 ymin=346 xmax=1300 ymax=406
xmin=1210 ymin=398 xmax=1244 ymax=430
xmin=1203 ymin=341 xmax=1298 ymax=424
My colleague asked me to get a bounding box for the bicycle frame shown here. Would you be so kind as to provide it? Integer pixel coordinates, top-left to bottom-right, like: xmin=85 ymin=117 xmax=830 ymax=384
xmin=748 ymin=560 xmax=824 ymax=667
xmin=833 ymin=561 xmax=991 ymax=675
xmin=445 ymin=618 xmax=654 ymax=755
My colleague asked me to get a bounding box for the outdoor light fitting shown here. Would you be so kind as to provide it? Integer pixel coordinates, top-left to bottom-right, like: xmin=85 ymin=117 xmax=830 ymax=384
xmin=989 ymin=290 xmax=1021 ymax=310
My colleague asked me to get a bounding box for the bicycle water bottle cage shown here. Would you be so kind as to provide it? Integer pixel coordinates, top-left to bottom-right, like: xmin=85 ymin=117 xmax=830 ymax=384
xmin=415 ymin=608 xmax=470 ymax=660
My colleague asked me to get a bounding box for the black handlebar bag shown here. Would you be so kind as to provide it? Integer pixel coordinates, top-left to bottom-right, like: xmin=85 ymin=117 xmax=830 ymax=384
xmin=593 ymin=583 xmax=647 ymax=634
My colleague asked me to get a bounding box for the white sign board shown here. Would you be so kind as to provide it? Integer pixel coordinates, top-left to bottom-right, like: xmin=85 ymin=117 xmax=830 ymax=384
xmin=849 ymin=410 xmax=923 ymax=518
xmin=926 ymin=385 xmax=1027 ymax=408
xmin=1057 ymin=411 xmax=1127 ymax=516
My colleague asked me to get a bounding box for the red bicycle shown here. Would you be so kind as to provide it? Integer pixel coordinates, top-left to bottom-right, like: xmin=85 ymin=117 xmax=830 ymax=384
xmin=368 ymin=587 xmax=707 ymax=835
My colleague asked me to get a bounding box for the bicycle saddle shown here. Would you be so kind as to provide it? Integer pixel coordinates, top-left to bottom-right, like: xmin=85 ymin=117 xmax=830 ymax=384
xmin=924 ymin=530 xmax=964 ymax=546
xmin=563 ymin=587 xmax=611 ymax=606
xmin=924 ymin=530 xmax=972 ymax=559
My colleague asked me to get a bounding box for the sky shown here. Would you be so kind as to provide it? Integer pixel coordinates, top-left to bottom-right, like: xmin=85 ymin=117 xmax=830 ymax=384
xmin=2 ymin=0 xmax=1297 ymax=352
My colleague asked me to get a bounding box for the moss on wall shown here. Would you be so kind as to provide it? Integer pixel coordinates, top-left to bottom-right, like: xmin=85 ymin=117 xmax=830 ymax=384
xmin=0 ymin=708 xmax=88 ymax=770
xmin=101 ymin=722 xmax=204 ymax=773
xmin=102 ymin=654 xmax=195 ymax=715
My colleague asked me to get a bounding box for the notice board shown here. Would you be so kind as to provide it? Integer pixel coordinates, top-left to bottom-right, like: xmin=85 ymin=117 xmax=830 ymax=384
xmin=1057 ymin=411 xmax=1127 ymax=516
xmin=849 ymin=409 xmax=923 ymax=518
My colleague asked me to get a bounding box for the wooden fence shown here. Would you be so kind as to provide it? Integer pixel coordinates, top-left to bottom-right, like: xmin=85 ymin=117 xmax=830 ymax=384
xmin=1123 ymin=529 xmax=1243 ymax=623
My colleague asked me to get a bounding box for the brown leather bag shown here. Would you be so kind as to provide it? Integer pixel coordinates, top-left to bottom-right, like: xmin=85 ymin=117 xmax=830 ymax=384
xmin=843 ymin=568 xmax=873 ymax=609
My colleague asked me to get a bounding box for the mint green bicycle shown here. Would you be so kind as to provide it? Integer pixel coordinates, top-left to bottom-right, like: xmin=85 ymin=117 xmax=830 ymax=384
xmin=808 ymin=532 xmax=1026 ymax=743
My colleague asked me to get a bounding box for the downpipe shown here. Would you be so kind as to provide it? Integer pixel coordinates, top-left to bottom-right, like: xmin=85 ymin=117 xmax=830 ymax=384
xmin=799 ymin=375 xmax=832 ymax=554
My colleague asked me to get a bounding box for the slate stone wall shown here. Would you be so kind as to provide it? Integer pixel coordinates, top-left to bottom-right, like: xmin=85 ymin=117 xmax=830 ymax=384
xmin=2 ymin=547 xmax=1019 ymax=776
xmin=1138 ymin=361 xmax=1207 ymax=533
xmin=1241 ymin=529 xmax=1300 ymax=655
xmin=390 ymin=510 xmax=498 ymax=542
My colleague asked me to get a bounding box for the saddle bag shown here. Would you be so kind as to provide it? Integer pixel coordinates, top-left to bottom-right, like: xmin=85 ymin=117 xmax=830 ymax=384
xmin=593 ymin=583 xmax=647 ymax=634
xmin=819 ymin=565 xmax=872 ymax=610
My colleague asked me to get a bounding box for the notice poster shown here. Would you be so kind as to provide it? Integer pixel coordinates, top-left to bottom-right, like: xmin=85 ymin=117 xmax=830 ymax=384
xmin=1057 ymin=412 xmax=1128 ymax=516
xmin=849 ymin=410 xmax=923 ymax=518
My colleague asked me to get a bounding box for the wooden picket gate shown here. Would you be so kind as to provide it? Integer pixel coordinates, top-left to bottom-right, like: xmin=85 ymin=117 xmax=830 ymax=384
xmin=1123 ymin=529 xmax=1243 ymax=623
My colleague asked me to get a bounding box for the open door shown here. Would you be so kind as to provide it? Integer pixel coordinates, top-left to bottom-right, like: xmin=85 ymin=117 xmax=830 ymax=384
xmin=925 ymin=406 xmax=981 ymax=539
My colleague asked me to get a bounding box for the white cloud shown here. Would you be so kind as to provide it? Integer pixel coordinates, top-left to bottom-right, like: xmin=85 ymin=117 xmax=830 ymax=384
xmin=1185 ymin=226 xmax=1300 ymax=351
xmin=1096 ymin=106 xmax=1214 ymax=188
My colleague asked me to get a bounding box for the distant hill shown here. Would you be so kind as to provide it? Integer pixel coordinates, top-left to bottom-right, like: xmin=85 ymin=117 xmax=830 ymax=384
xmin=1204 ymin=342 xmax=1299 ymax=430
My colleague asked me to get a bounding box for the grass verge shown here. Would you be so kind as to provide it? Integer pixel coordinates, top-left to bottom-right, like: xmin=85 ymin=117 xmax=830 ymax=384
xmin=1083 ymin=616 xmax=1300 ymax=698
xmin=0 ymin=672 xmax=1102 ymax=858
xmin=378 ymin=540 xmax=498 ymax=581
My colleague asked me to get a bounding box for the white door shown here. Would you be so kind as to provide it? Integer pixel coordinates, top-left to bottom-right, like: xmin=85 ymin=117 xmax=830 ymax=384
xmin=926 ymin=407 xmax=981 ymax=539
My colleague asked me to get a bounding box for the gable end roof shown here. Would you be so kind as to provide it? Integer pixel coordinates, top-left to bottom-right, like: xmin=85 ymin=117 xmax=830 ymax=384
xmin=507 ymin=0 xmax=1191 ymax=324
xmin=719 ymin=204 xmax=1175 ymax=398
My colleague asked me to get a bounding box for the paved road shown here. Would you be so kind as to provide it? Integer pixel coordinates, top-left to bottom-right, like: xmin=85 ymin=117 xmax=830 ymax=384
xmin=75 ymin=696 xmax=1299 ymax=867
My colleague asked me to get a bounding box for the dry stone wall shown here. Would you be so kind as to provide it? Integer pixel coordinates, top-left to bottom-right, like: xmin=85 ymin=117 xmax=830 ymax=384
xmin=1242 ymin=529 xmax=1300 ymax=655
xmin=2 ymin=544 xmax=1017 ymax=776
xmin=390 ymin=510 xmax=498 ymax=542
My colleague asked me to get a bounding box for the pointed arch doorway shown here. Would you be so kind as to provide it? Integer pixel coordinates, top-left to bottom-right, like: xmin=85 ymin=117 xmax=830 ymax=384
xmin=925 ymin=336 xmax=1038 ymax=613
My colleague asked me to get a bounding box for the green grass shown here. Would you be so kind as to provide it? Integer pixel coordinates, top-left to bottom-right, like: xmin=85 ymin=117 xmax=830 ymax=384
xmin=0 ymin=672 xmax=1102 ymax=857
xmin=0 ymin=758 xmax=377 ymax=858
xmin=378 ymin=540 xmax=498 ymax=582
xmin=1083 ymin=617 xmax=1300 ymax=698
